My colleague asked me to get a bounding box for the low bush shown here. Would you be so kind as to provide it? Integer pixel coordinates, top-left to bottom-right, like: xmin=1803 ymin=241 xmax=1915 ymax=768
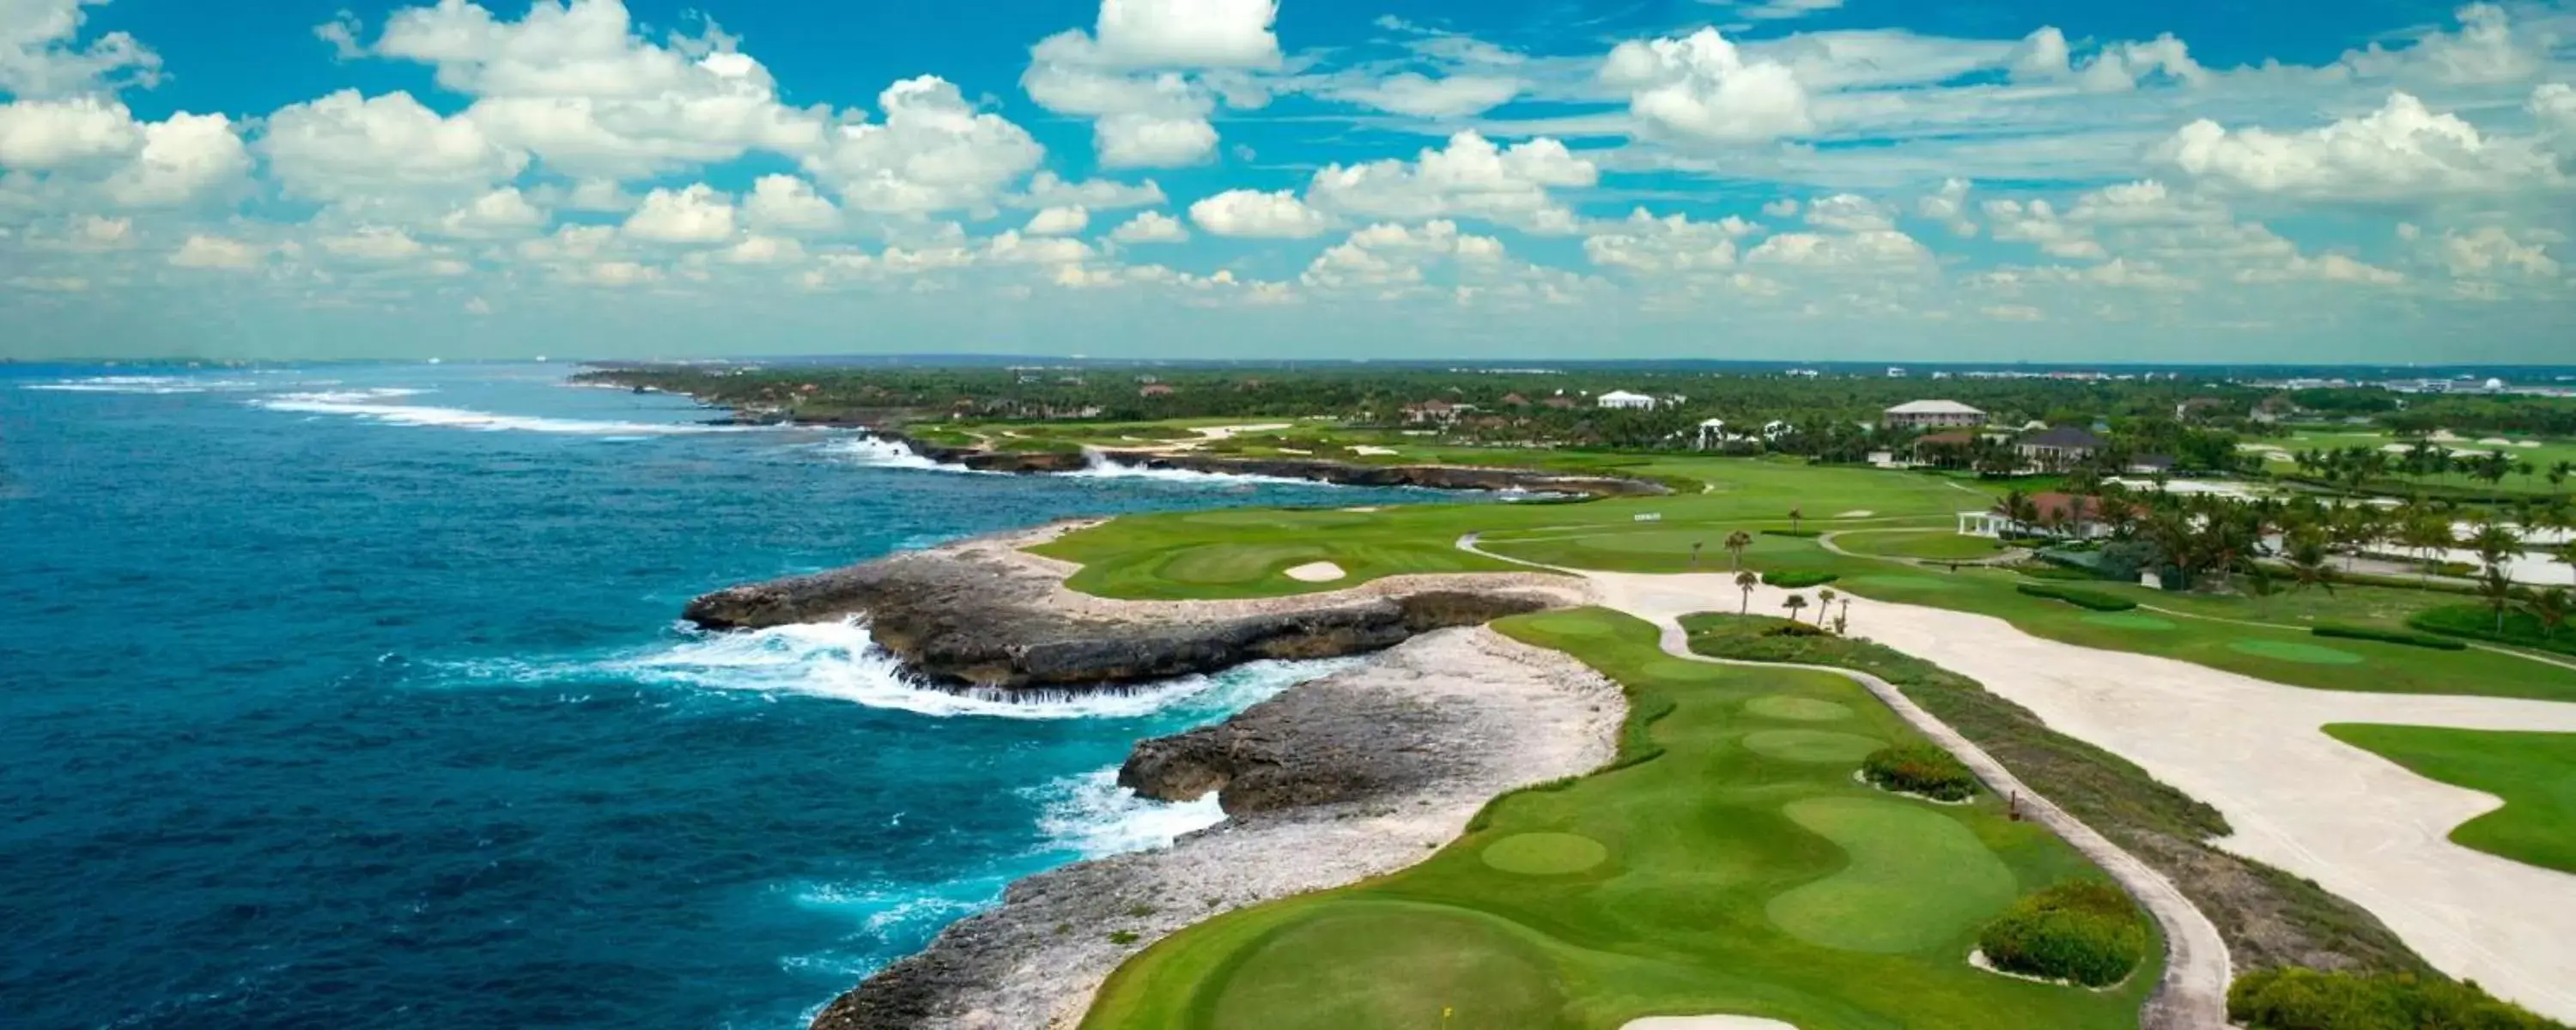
xmin=2312 ymin=624 xmax=2469 ymax=651
xmin=2410 ymin=605 xmax=2576 ymax=657
xmin=1760 ymin=529 xmax=1822 ymax=539
xmin=1763 ymin=621 xmax=1830 ymax=638
xmin=2019 ymin=564 xmax=2112 ymax=582
xmin=2016 ymin=583 xmax=2139 ymax=611
xmin=2227 ymin=967 xmax=2567 ymax=1030
xmin=1861 ymin=745 xmax=1979 ymax=802
xmin=1761 ymin=571 xmax=1840 ymax=588
xmin=1978 ymin=881 xmax=2148 ymax=988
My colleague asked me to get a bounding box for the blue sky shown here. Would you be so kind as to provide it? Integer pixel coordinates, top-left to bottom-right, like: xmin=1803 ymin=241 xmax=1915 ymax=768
xmin=3 ymin=0 xmax=2573 ymax=362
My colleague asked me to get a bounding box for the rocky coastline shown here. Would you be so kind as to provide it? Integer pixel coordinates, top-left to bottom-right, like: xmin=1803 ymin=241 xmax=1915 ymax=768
xmin=865 ymin=428 xmax=1668 ymax=497
xmin=683 ymin=522 xmax=1588 ymax=690
xmin=808 ymin=627 xmax=1625 ymax=1030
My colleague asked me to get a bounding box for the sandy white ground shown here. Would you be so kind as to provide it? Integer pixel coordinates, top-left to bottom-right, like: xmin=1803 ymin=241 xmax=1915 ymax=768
xmin=1623 ymin=1018 xmax=1798 ymax=1029
xmin=1835 ymin=509 xmax=1874 ymax=518
xmin=1577 ymin=566 xmax=2576 ymax=1022
xmin=1188 ymin=422 xmax=1292 ymax=442
xmin=1284 ymin=561 xmax=1346 ymax=582
xmin=1352 ymin=445 xmax=1400 ymax=456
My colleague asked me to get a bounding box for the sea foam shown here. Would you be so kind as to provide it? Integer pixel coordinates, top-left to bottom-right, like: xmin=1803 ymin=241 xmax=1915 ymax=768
xmin=251 ymin=388 xmax=763 ymax=436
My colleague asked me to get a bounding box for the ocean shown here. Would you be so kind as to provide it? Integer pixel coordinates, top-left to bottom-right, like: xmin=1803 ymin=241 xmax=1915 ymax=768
xmin=0 ymin=362 xmax=1424 ymax=1030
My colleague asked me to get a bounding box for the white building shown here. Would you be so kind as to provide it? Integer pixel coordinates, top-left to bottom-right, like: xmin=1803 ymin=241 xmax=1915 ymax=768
xmin=1597 ymin=390 xmax=1657 ymax=410
xmin=1695 ymin=419 xmax=1731 ymax=450
xmin=1882 ymin=399 xmax=1988 ymax=429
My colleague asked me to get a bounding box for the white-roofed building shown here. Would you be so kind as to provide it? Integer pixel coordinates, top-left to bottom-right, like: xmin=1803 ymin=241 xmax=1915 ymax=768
xmin=1597 ymin=390 xmax=1657 ymax=410
xmin=1882 ymin=399 xmax=1987 ymax=429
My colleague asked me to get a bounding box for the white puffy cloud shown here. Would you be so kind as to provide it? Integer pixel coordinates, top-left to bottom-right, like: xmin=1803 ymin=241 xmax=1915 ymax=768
xmin=105 ymin=112 xmax=250 ymax=206
xmin=1918 ymin=178 xmax=1978 ymax=237
xmin=368 ymin=0 xmax=829 ymax=179
xmin=1334 ymin=72 xmax=1523 ymax=118
xmin=719 ymin=234 xmax=805 ymax=266
xmin=169 ymin=233 xmax=264 ymax=270
xmin=1096 ymin=112 xmax=1217 ymax=167
xmin=622 ymin=184 xmax=736 ymax=244
xmin=1803 ymin=193 xmax=1895 ymax=233
xmin=0 ymin=95 xmax=137 ymax=168
xmin=1012 ymin=171 xmax=1165 ymax=210
xmin=0 ymin=98 xmax=246 ymax=206
xmin=985 ymin=229 xmax=1092 ymax=265
xmin=743 ymin=174 xmax=841 ymax=234
xmin=1603 ymin=28 xmax=1813 ymax=144
xmin=1744 ymin=228 xmax=1933 ymax=268
xmin=2428 ymin=226 xmax=2561 ymax=277
xmin=2234 ymin=253 xmax=2406 ymax=286
xmin=320 ymin=226 xmax=431 ymax=263
xmin=1025 ymin=205 xmax=1089 ymax=235
xmin=2010 ymin=27 xmax=2205 ymax=91
xmin=2 ymin=0 xmax=162 ymax=97
xmin=1108 ymin=209 xmax=1188 ymax=244
xmin=1189 ymin=188 xmax=1329 ymax=238
xmin=2062 ymin=179 xmax=2229 ymax=226
xmin=1305 ymin=130 xmax=1595 ymax=233
xmin=801 ymin=76 xmax=1044 ymax=215
xmin=434 ymin=186 xmax=547 ymax=239
xmin=1984 ymin=198 xmax=2106 ymax=259
xmin=1302 ymin=220 xmax=1505 ymax=291
xmin=2161 ymin=92 xmax=2561 ymax=197
xmin=259 ymin=90 xmax=526 ymax=201
xmin=1583 ymin=209 xmax=1757 ymax=274
xmin=1072 ymin=0 xmax=1281 ymax=70
xmin=2339 ymin=4 xmax=2546 ymax=86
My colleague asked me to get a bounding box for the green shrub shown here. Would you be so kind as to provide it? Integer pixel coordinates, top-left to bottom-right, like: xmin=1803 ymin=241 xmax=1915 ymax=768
xmin=1763 ymin=621 xmax=1830 ymax=638
xmin=2019 ymin=565 xmax=2112 ymax=582
xmin=2016 ymin=583 xmax=2139 ymax=611
xmin=2227 ymin=967 xmax=2567 ymax=1029
xmin=1107 ymin=930 xmax=1140 ymax=945
xmin=1862 ymin=745 xmax=1979 ymax=802
xmin=1760 ymin=529 xmax=1823 ymax=539
xmin=2410 ymin=605 xmax=2576 ymax=657
xmin=1762 ymin=571 xmax=1841 ymax=588
xmin=1978 ymin=881 xmax=2148 ymax=988
xmin=2312 ymin=624 xmax=2470 ymax=651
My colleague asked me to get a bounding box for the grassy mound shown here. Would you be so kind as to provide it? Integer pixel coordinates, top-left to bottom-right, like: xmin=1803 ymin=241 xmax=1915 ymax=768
xmin=2410 ymin=605 xmax=2576 ymax=657
xmin=2227 ymin=968 xmax=2568 ymax=1030
xmin=2312 ymin=624 xmax=2468 ymax=651
xmin=2014 ymin=584 xmax=2138 ymax=612
xmin=1862 ymin=745 xmax=1980 ymax=802
xmin=1765 ymin=797 xmax=2020 ymax=953
xmin=1763 ymin=571 xmax=1841 ymax=589
xmin=1978 ymin=881 xmax=2149 ymax=988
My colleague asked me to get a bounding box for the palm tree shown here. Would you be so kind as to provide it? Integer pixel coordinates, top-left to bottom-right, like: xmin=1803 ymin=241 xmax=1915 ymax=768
xmin=2470 ymin=521 xmax=2524 ymax=633
xmin=1783 ymin=593 xmax=1810 ymax=623
xmin=2548 ymin=460 xmax=2573 ymax=499
xmin=2400 ymin=506 xmax=2456 ymax=584
xmin=2526 ymin=587 xmax=2570 ymax=642
xmin=1817 ymin=588 xmax=1838 ymax=626
xmin=2284 ymin=530 xmax=2336 ymax=596
xmin=1736 ymin=570 xmax=1758 ymax=615
xmin=1789 ymin=507 xmax=1805 ymax=535
xmin=1724 ymin=530 xmax=1753 ymax=572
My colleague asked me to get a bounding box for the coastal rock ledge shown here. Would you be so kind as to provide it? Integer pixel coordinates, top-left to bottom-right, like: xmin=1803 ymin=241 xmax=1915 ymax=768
xmin=683 ymin=523 xmax=1589 ymax=691
xmin=810 ymin=627 xmax=1625 ymax=1030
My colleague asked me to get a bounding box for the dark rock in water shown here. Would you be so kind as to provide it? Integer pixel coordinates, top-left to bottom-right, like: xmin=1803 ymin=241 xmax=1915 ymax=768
xmin=1118 ymin=675 xmax=1453 ymax=814
xmin=683 ymin=534 xmax=1564 ymax=690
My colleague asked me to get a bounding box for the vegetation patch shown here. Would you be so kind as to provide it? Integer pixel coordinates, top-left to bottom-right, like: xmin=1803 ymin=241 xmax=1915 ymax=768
xmin=2079 ymin=613 xmax=2178 ymax=632
xmin=2312 ymin=624 xmax=2469 ymax=651
xmin=1762 ymin=571 xmax=1842 ymax=589
xmin=2324 ymin=724 xmax=2576 ymax=875
xmin=2410 ymin=604 xmax=2576 ymax=657
xmin=1745 ymin=694 xmax=1855 ymax=722
xmin=1765 ymin=797 xmax=2021 ymax=954
xmin=1862 ymin=745 xmax=1981 ymax=803
xmin=2227 ymin=639 xmax=2366 ymax=665
xmin=2227 ymin=968 xmax=2568 ymax=1030
xmin=1762 ymin=529 xmax=1824 ymax=538
xmin=2014 ymin=583 xmax=2139 ymax=611
xmin=1743 ymin=728 xmax=1886 ymax=764
xmin=1201 ymin=905 xmax=1571 ymax=1030
xmin=1977 ymin=881 xmax=2150 ymax=988
xmin=1479 ymin=832 xmax=1611 ymax=876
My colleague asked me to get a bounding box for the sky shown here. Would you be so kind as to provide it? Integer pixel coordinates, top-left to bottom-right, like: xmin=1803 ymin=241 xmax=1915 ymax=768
xmin=2 ymin=0 xmax=2573 ymax=364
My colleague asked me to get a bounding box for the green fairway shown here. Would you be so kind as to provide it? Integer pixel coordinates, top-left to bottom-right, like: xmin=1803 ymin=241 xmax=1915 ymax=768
xmin=2082 ymin=614 xmax=2178 ymax=632
xmin=1744 ymin=728 xmax=1888 ymax=763
xmin=2324 ymin=725 xmax=2576 ymax=875
xmin=1832 ymin=530 xmax=2011 ymax=562
xmin=2226 ymin=639 xmax=2365 ymax=665
xmin=1081 ymin=609 xmax=2156 ymax=1030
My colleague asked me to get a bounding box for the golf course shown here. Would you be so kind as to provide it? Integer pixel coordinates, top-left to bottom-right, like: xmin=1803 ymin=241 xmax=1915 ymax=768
xmin=1079 ymin=608 xmax=2159 ymax=1030
xmin=2323 ymin=724 xmax=2576 ymax=875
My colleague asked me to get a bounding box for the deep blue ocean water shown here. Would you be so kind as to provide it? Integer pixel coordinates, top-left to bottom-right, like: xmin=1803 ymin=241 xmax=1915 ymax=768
xmin=0 ymin=363 xmax=1425 ymax=1030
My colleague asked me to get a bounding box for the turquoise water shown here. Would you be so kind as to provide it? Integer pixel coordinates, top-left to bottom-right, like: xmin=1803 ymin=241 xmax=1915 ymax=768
xmin=0 ymin=363 xmax=1421 ymax=1029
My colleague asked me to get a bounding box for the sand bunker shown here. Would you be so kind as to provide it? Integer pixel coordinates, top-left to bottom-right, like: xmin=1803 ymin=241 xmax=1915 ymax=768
xmin=1623 ymin=1018 xmax=1799 ymax=1030
xmin=1837 ymin=509 xmax=1874 ymax=518
xmin=1352 ymin=445 xmax=1400 ymax=456
xmin=1284 ymin=561 xmax=1348 ymax=582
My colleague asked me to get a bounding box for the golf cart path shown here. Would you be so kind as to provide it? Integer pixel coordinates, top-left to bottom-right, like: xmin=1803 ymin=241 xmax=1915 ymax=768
xmin=1462 ymin=536 xmax=2231 ymax=1030
xmin=1461 ymin=534 xmax=2576 ymax=1021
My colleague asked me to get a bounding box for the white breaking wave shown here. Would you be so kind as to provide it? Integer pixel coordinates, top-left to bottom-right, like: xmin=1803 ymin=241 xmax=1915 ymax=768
xmin=454 ymin=617 xmax=1358 ymax=721
xmin=23 ymin=375 xmax=264 ymax=395
xmin=1055 ymin=450 xmax=1329 ymax=488
xmin=814 ymin=435 xmax=985 ymax=474
xmin=252 ymin=388 xmax=762 ymax=436
xmin=1030 ymin=766 xmax=1227 ymax=857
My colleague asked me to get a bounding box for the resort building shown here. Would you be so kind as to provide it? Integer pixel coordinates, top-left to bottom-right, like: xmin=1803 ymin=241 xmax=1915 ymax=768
xmin=1882 ymin=399 xmax=1986 ymax=429
xmin=1957 ymin=492 xmax=2123 ymax=541
xmin=1596 ymin=390 xmax=1657 ymax=410
xmin=2016 ymin=425 xmax=2105 ymax=470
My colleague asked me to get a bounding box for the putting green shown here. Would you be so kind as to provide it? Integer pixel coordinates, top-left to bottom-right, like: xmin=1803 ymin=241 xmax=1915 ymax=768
xmin=1767 ymin=797 xmax=2020 ymax=953
xmin=1202 ymin=906 xmax=1570 ymax=1030
xmin=1746 ymin=695 xmax=1854 ymax=722
xmin=2227 ymin=639 xmax=2366 ymax=665
xmin=1157 ymin=544 xmax=1329 ymax=585
xmin=1481 ymin=832 xmax=1610 ymax=876
xmin=2081 ymin=613 xmax=2178 ymax=632
xmin=1744 ymin=729 xmax=1885 ymax=763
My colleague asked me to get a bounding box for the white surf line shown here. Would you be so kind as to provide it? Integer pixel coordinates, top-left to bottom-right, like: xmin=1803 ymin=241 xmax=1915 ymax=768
xmin=1463 ymin=533 xmax=2576 ymax=1022
xmin=1456 ymin=534 xmax=2231 ymax=1030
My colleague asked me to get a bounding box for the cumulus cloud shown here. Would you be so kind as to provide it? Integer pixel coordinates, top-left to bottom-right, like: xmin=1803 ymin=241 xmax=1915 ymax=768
xmin=1108 ymin=209 xmax=1189 ymax=244
xmin=0 ymin=98 xmax=248 ymax=207
xmin=1583 ymin=209 xmax=1757 ymax=274
xmin=2234 ymin=252 xmax=2406 ymax=286
xmin=259 ymin=90 xmax=526 ymax=202
xmin=800 ymin=76 xmax=1044 ymax=215
xmin=1012 ymin=172 xmax=1166 ymax=210
xmin=434 ymin=186 xmax=547 ymax=239
xmin=1803 ymin=193 xmax=1895 ymax=233
xmin=2160 ymin=91 xmax=2561 ymax=197
xmin=1305 ymin=130 xmax=1596 ymax=233
xmin=1744 ymin=229 xmax=1932 ymax=268
xmin=2427 ymin=225 xmax=2561 ymax=277
xmin=1603 ymin=28 xmax=1813 ymax=144
xmin=623 ymin=184 xmax=737 ymax=244
xmin=1075 ymin=0 xmax=1280 ymax=70
xmin=1021 ymin=0 xmax=1276 ymax=168
xmin=0 ymin=95 xmax=140 ymax=168
xmin=1025 ymin=205 xmax=1089 ymax=235
xmin=743 ymin=174 xmax=841 ymax=234
xmin=1333 ymin=72 xmax=1523 ymax=118
xmin=2010 ymin=27 xmax=2206 ymax=91
xmin=2 ymin=0 xmax=163 ymax=97
xmin=1095 ymin=112 xmax=1217 ymax=167
xmin=320 ymin=226 xmax=432 ymax=263
xmin=169 ymin=233 xmax=264 ymax=270
xmin=1984 ymin=198 xmax=2106 ymax=259
xmin=1188 ymin=188 xmax=1328 ymax=238
xmin=2339 ymin=3 xmax=2547 ymax=86
xmin=1302 ymin=220 xmax=1505 ymax=291
xmin=1919 ymin=178 xmax=1978 ymax=237
xmin=105 ymin=112 xmax=251 ymax=206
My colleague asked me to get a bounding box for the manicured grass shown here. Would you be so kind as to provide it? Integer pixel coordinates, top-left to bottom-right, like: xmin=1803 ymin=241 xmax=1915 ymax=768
xmin=1081 ymin=609 xmax=2155 ymax=1030
xmin=2323 ymin=724 xmax=2576 ymax=875
xmin=2410 ymin=604 xmax=2576 ymax=657
xmin=1835 ymin=530 xmax=2010 ymax=561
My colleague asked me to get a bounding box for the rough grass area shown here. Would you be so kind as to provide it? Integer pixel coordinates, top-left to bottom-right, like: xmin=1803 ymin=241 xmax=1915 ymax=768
xmin=2014 ymin=583 xmax=2139 ymax=612
xmin=1978 ymin=881 xmax=2150 ymax=988
xmin=2323 ymin=724 xmax=2576 ymax=875
xmin=1861 ymin=745 xmax=1979 ymax=802
xmin=1762 ymin=570 xmax=1841 ymax=589
xmin=1680 ymin=613 xmax=2431 ymax=977
xmin=1835 ymin=530 xmax=2010 ymax=561
xmin=1080 ymin=609 xmax=2154 ymax=1030
xmin=2227 ymin=968 xmax=2568 ymax=1030
xmin=2312 ymin=624 xmax=2468 ymax=651
xmin=2410 ymin=604 xmax=2576 ymax=657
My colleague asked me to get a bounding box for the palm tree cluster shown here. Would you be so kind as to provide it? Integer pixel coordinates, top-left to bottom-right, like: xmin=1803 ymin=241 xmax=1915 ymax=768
xmin=2288 ymin=443 xmax=2547 ymax=497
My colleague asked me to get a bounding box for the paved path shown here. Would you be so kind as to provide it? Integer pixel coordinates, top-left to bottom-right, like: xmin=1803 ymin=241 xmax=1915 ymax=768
xmin=1462 ymin=536 xmax=2233 ymax=1029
